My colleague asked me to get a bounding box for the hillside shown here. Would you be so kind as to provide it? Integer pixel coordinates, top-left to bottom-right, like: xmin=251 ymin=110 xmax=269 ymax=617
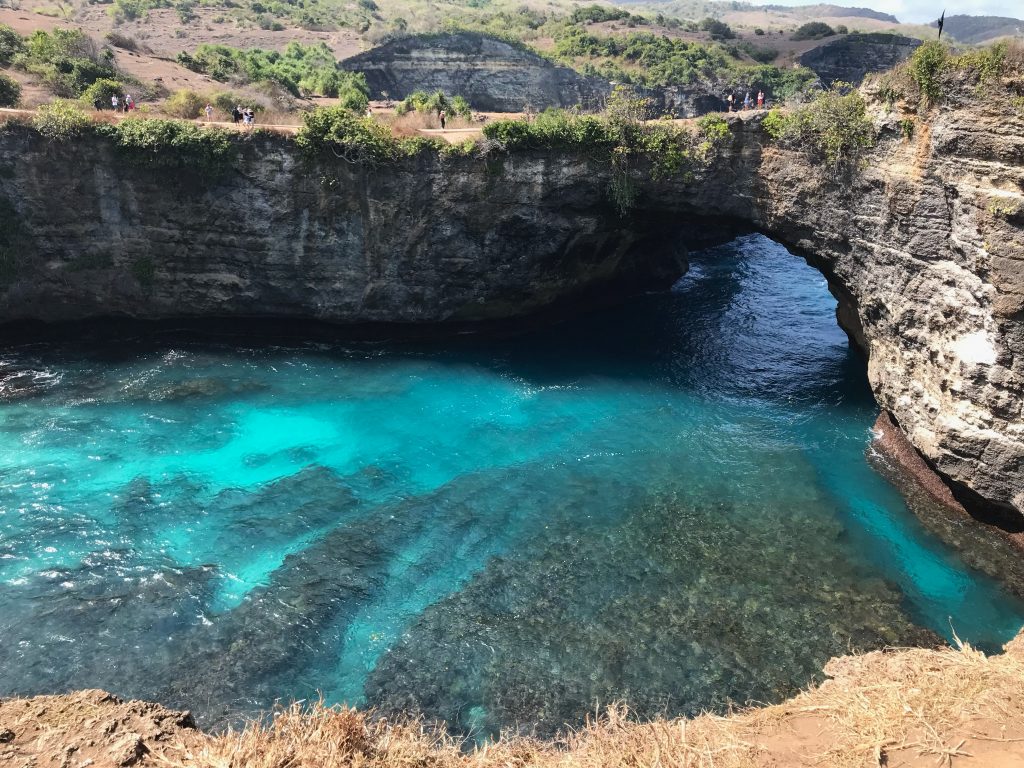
xmin=940 ymin=14 xmax=1024 ymax=45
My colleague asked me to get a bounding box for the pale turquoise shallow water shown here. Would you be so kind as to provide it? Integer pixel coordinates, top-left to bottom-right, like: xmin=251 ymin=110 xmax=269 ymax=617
xmin=1 ymin=234 xmax=1023 ymax=736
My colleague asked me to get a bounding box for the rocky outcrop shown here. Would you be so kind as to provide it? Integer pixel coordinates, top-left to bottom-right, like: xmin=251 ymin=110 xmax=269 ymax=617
xmin=0 ymin=96 xmax=1022 ymax=520
xmin=799 ymin=33 xmax=922 ymax=85
xmin=340 ymin=32 xmax=609 ymax=111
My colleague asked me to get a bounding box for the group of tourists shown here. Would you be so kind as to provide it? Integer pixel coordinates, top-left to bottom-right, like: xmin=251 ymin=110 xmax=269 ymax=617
xmin=726 ymin=90 xmax=765 ymax=112
xmin=229 ymin=105 xmax=256 ymax=125
xmin=93 ymin=93 xmax=136 ymax=112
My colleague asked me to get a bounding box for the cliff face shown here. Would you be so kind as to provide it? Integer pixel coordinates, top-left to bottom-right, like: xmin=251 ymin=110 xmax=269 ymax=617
xmin=798 ymin=33 xmax=922 ymax=86
xmin=747 ymin=104 xmax=1024 ymax=522
xmin=0 ymin=100 xmax=1022 ymax=519
xmin=340 ymin=33 xmax=609 ymax=112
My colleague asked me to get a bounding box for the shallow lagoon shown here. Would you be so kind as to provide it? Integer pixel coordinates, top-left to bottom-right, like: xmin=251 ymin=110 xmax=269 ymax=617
xmin=1 ymin=235 xmax=1022 ymax=735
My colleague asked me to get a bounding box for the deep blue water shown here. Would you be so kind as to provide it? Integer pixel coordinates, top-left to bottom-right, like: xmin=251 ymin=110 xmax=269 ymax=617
xmin=1 ymin=234 xmax=1023 ymax=736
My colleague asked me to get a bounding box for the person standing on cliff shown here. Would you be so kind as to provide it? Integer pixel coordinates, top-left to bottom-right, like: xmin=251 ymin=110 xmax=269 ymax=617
xmin=757 ymin=90 xmax=764 ymax=109
xmin=743 ymin=92 xmax=752 ymax=110
xmin=111 ymin=94 xmax=119 ymax=111
xmin=205 ymin=103 xmax=214 ymax=121
xmin=439 ymin=110 xmax=446 ymax=130
xmin=726 ymin=92 xmax=734 ymax=112
xmin=231 ymin=106 xmax=242 ymax=124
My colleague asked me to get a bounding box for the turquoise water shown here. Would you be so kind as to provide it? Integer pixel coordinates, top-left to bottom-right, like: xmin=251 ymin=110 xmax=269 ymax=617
xmin=1 ymin=234 xmax=1023 ymax=735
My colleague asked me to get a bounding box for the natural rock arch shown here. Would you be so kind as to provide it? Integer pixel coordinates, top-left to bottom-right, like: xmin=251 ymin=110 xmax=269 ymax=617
xmin=0 ymin=107 xmax=1021 ymax=520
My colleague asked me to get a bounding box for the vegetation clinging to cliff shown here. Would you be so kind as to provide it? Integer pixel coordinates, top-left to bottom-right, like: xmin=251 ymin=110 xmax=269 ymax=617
xmin=481 ymin=90 xmax=732 ymax=213
xmin=876 ymin=39 xmax=1024 ymax=111
xmin=100 ymin=118 xmax=237 ymax=173
xmin=762 ymin=85 xmax=875 ymax=174
xmin=296 ymin=106 xmax=440 ymax=165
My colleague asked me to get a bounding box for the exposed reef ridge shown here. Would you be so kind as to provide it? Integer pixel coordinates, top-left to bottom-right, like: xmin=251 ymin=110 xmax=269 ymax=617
xmin=2 ymin=630 xmax=1024 ymax=767
xmin=0 ymin=96 xmax=1022 ymax=519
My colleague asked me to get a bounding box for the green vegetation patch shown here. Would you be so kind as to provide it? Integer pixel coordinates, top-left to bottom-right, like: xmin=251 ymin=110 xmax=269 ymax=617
xmin=877 ymin=40 xmax=1024 ymax=111
xmin=763 ymin=85 xmax=875 ymax=173
xmin=177 ymin=42 xmax=369 ymax=106
xmin=396 ymin=90 xmax=471 ymax=119
xmin=483 ymin=88 xmax=734 ymax=213
xmin=296 ymin=106 xmax=440 ymax=164
xmin=791 ymin=22 xmax=835 ymax=41
xmin=11 ymin=28 xmax=118 ymax=98
xmin=33 ymin=100 xmax=93 ymax=140
xmin=0 ymin=73 xmax=21 ymax=108
xmin=0 ymin=23 xmax=24 ymax=66
xmin=104 ymin=118 xmax=237 ymax=174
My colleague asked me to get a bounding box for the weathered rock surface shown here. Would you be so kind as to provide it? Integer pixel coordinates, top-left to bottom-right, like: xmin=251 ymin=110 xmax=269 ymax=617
xmin=340 ymin=32 xmax=609 ymax=111
xmin=0 ymin=97 xmax=1021 ymax=519
xmin=799 ymin=32 xmax=922 ymax=85
xmin=0 ymin=689 xmax=201 ymax=768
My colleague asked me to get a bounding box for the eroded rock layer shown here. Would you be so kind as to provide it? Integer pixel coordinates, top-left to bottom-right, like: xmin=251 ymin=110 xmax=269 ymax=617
xmin=0 ymin=100 xmax=1021 ymax=517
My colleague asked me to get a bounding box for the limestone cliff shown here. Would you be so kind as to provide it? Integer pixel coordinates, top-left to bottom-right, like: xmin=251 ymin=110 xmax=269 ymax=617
xmin=0 ymin=97 xmax=1021 ymax=520
xmin=340 ymin=32 xmax=609 ymax=112
xmin=798 ymin=32 xmax=922 ymax=86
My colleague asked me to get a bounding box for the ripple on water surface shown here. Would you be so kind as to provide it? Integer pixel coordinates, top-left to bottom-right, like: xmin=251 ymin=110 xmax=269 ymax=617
xmin=1 ymin=235 xmax=1023 ymax=734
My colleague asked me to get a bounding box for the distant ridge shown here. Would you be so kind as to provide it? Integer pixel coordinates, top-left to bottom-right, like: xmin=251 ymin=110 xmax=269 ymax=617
xmin=937 ymin=15 xmax=1024 ymax=44
xmin=761 ymin=4 xmax=899 ymax=23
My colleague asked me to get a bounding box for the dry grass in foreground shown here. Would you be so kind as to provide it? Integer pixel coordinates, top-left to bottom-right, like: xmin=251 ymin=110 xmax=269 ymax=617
xmin=3 ymin=631 xmax=1024 ymax=768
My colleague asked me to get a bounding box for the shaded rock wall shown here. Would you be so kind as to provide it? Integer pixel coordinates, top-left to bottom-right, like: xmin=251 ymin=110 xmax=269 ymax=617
xmin=0 ymin=100 xmax=1022 ymax=519
xmin=340 ymin=32 xmax=609 ymax=112
xmin=799 ymin=33 xmax=922 ymax=85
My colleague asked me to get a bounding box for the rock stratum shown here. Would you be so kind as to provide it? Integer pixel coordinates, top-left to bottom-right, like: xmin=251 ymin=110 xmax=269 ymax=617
xmin=340 ymin=32 xmax=609 ymax=111
xmin=0 ymin=95 xmax=1022 ymax=521
xmin=798 ymin=32 xmax=922 ymax=86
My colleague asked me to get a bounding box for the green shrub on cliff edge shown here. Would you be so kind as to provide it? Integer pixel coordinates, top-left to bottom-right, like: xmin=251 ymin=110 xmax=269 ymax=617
xmin=33 ymin=100 xmax=92 ymax=140
xmin=762 ymin=85 xmax=874 ymax=174
xmin=105 ymin=118 xmax=236 ymax=174
xmin=876 ymin=40 xmax=1022 ymax=111
xmin=482 ymin=89 xmax=733 ymax=214
xmin=296 ymin=106 xmax=438 ymax=164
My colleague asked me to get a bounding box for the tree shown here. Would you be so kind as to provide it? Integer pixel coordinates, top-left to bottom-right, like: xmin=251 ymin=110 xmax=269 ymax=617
xmin=792 ymin=22 xmax=835 ymax=41
xmin=699 ymin=17 xmax=735 ymax=40
xmin=0 ymin=72 xmax=21 ymax=107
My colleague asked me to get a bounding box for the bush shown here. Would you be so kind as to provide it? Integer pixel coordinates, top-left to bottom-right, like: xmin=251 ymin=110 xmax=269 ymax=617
xmin=176 ymin=42 xmax=367 ymax=99
xmin=0 ymin=73 xmax=20 ymax=107
xmin=16 ymin=28 xmax=117 ymax=98
xmin=80 ymin=78 xmax=123 ymax=108
xmin=738 ymin=42 xmax=778 ymax=64
xmin=570 ymin=4 xmax=630 ymax=24
xmin=482 ymin=110 xmax=618 ymax=152
xmin=296 ymin=106 xmax=405 ymax=164
xmin=34 ymin=100 xmax=92 ymax=140
xmin=792 ymin=22 xmax=835 ymax=41
xmin=698 ymin=17 xmax=735 ymax=40
xmin=176 ymin=0 xmax=197 ymax=23
xmin=835 ymin=25 xmax=849 ymax=34
xmin=395 ymin=90 xmax=471 ymax=118
xmin=0 ymin=23 xmax=24 ymax=66
xmin=110 ymin=117 xmax=236 ymax=173
xmin=909 ymin=41 xmax=948 ymax=106
xmin=762 ymin=85 xmax=874 ymax=172
xmin=164 ymin=88 xmax=205 ymax=118
xmin=105 ymin=31 xmax=139 ymax=51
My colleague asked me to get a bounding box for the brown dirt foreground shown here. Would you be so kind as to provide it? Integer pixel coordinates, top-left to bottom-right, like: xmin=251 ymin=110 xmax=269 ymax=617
xmin=3 ymin=633 xmax=1024 ymax=768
